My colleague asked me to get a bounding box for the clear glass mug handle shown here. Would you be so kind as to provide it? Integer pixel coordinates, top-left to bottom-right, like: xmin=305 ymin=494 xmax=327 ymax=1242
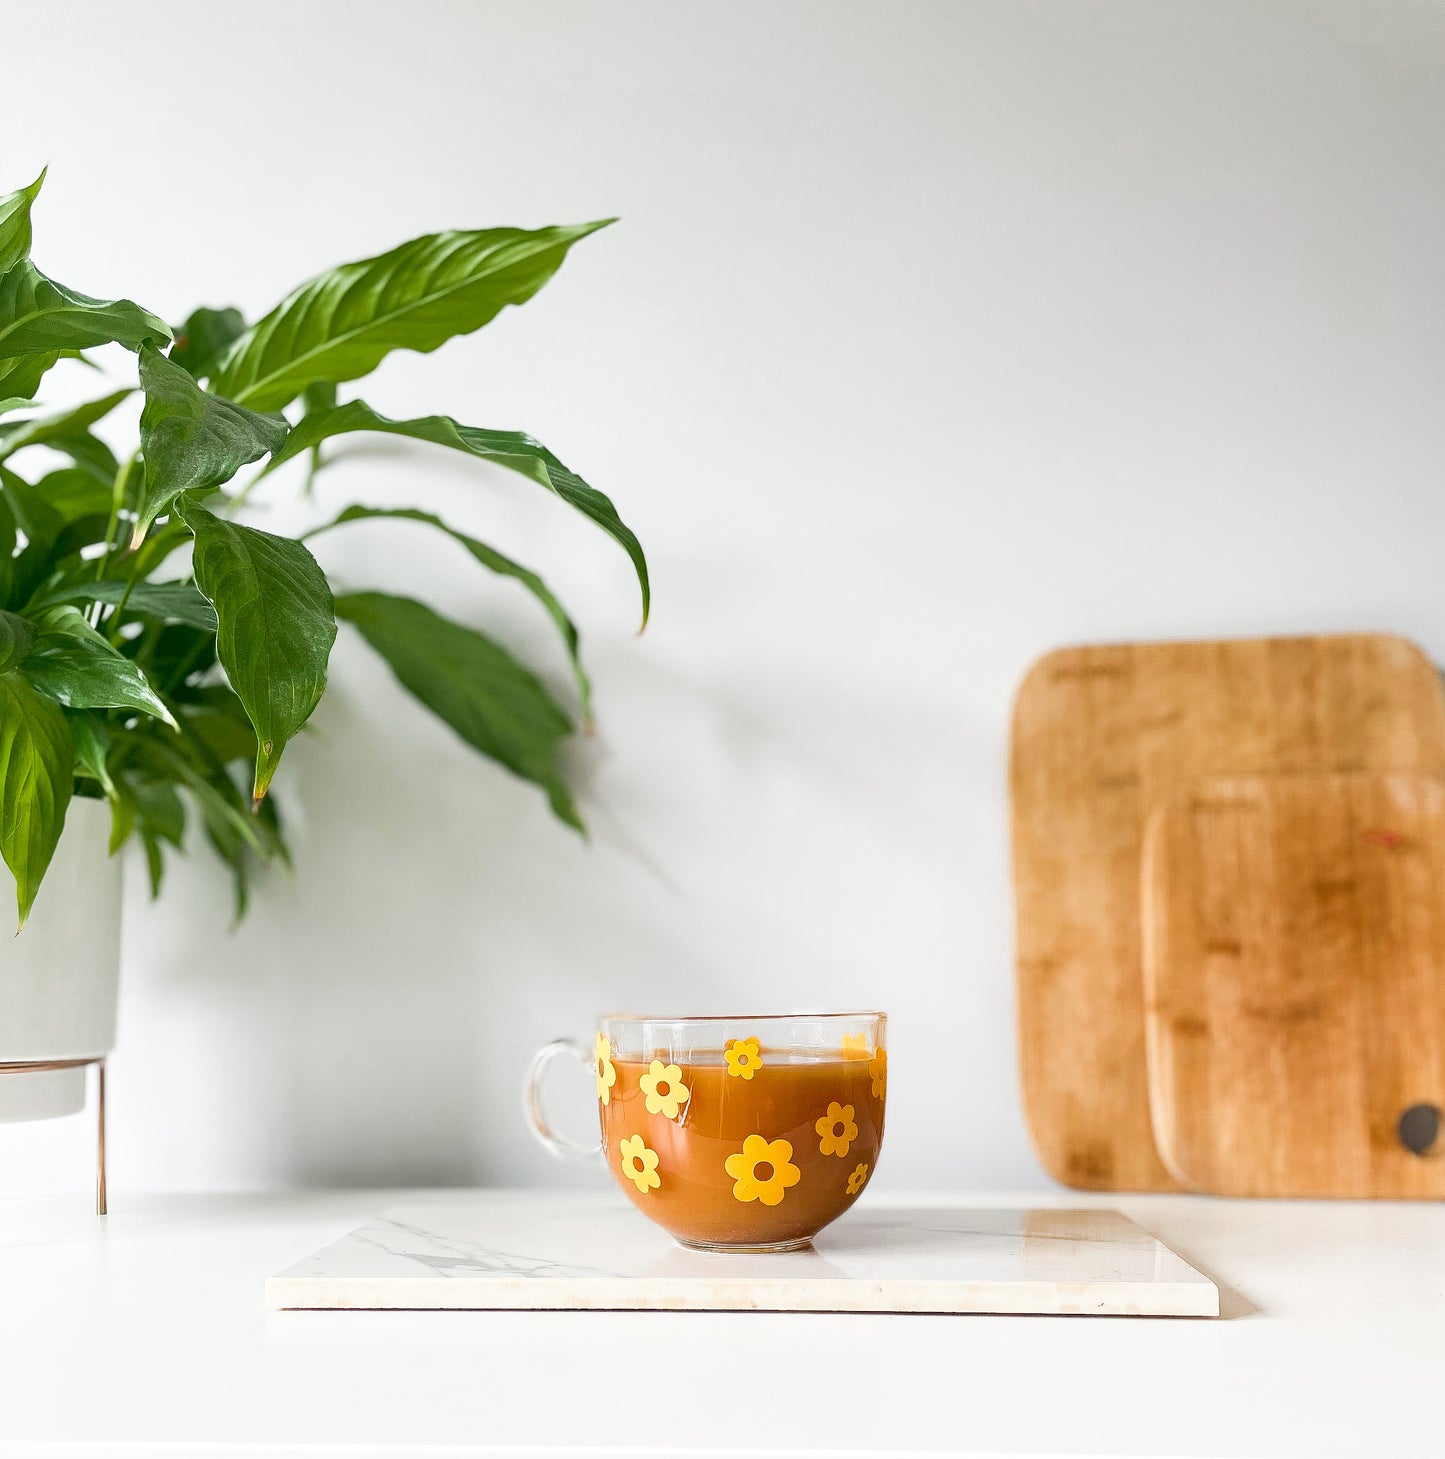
xmin=523 ymin=1038 xmax=604 ymax=1160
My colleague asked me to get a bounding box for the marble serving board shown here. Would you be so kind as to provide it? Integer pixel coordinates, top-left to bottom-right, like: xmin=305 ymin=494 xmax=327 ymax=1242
xmin=267 ymin=1196 xmax=1219 ymax=1316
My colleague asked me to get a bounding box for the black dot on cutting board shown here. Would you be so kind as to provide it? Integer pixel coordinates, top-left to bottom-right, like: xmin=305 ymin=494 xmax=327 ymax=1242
xmin=1397 ymin=1104 xmax=1441 ymax=1156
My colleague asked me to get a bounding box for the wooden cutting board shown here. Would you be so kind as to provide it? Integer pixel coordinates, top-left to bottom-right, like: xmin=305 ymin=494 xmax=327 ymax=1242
xmin=1141 ymin=772 xmax=1445 ymax=1198
xmin=1010 ymin=634 xmax=1445 ymax=1191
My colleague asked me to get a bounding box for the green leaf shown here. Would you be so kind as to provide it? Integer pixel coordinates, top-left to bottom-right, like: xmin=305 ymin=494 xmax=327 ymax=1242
xmin=0 ymin=608 xmax=37 ymax=672
xmin=181 ymin=703 xmax=256 ymax=764
xmin=141 ymin=830 xmax=165 ymax=896
xmin=1 ymin=463 xmax=65 ymax=553
xmin=133 ymin=344 xmax=288 ymax=544
xmin=300 ymin=379 xmax=336 ymax=416
xmin=0 ymin=352 xmax=58 ymax=402
xmin=264 ymin=400 xmax=648 ymax=626
xmin=335 ymin=590 xmax=581 ymax=830
xmin=0 ymin=260 xmax=170 ymax=358
xmin=212 ymin=221 xmax=613 ymax=411
xmin=176 ymin=498 xmax=336 ymax=803
xmin=170 ymin=306 xmax=245 ymax=382
xmin=38 ymin=578 xmax=218 ymax=630
xmin=306 ymin=503 xmax=591 ymax=719
xmin=2 ymin=465 xmax=112 ymax=584
xmin=297 ymin=379 xmax=336 ymax=493
xmin=114 ymin=770 xmax=182 ymax=895
xmin=72 ymin=711 xmax=116 ymax=798
xmin=0 ymin=169 xmax=45 ymax=274
xmin=19 ymin=606 xmax=177 ymax=727
xmin=145 ymin=701 xmax=290 ymax=917
xmin=121 ymin=622 xmax=216 ymax=696
xmin=207 ymin=818 xmax=250 ymax=921
xmin=0 ymin=388 xmax=129 ymax=463
xmin=35 ymin=429 xmax=118 ymax=487
xmin=0 ymin=398 xmax=35 ymax=417
xmin=0 ymin=672 xmax=73 ymax=928
xmin=106 ymin=778 xmax=133 ymax=854
xmin=124 ymin=515 xmax=194 ymax=582
xmin=134 ymin=734 xmax=263 ymax=853
xmin=199 ymin=777 xmax=286 ymax=921
xmin=169 ymin=685 xmax=258 ymax=763
xmin=0 ymin=492 xmax=16 ymax=605
xmin=132 ymin=777 xmax=185 ymax=846
xmin=26 ymin=466 xmax=113 ymax=523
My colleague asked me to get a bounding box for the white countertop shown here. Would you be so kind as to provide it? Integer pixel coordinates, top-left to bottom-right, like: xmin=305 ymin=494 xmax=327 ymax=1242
xmin=1 ymin=1188 xmax=1442 ymax=1458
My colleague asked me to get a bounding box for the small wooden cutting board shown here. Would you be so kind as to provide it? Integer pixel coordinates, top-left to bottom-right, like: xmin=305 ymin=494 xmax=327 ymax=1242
xmin=1141 ymin=772 xmax=1445 ymax=1199
xmin=1011 ymin=634 xmax=1445 ymax=1191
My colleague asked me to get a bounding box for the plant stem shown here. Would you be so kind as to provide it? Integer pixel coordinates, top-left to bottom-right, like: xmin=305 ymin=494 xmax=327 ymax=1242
xmin=94 ymin=451 xmax=147 ymax=641
xmin=96 ymin=450 xmax=140 ymax=583
xmin=103 ymin=555 xmax=144 ymax=645
xmin=161 ymin=627 xmax=213 ymax=688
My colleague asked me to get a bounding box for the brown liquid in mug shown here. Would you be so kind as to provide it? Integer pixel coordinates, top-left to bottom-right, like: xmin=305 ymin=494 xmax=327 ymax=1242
xmin=600 ymin=1045 xmax=886 ymax=1248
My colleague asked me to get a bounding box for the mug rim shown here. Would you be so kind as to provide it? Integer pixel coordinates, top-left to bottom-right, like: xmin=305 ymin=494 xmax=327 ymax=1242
xmin=597 ymin=1009 xmax=886 ymax=1023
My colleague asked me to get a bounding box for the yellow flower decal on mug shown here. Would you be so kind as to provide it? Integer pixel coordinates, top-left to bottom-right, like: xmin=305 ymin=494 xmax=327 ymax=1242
xmin=639 ymin=1060 xmax=690 ymax=1119
xmin=724 ymin=1037 xmax=763 ymax=1080
xmin=595 ymin=1032 xmax=617 ymax=1106
xmin=847 ymin=1162 xmax=869 ymax=1195
xmin=725 ymin=1135 xmax=801 ymax=1206
xmin=869 ymin=1048 xmax=887 ymax=1100
xmin=816 ymin=1101 xmax=859 ymax=1158
xmin=840 ymin=1031 xmax=870 ymax=1060
xmin=620 ymin=1134 xmax=661 ymax=1194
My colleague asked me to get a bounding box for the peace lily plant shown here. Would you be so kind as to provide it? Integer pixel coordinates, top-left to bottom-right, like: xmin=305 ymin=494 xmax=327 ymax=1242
xmin=0 ymin=170 xmax=648 ymax=928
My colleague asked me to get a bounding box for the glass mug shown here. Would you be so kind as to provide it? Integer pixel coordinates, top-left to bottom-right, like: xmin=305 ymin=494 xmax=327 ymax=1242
xmin=525 ymin=1012 xmax=887 ymax=1251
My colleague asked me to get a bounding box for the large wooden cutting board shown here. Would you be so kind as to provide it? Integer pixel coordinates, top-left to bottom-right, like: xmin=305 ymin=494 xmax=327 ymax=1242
xmin=1141 ymin=772 xmax=1445 ymax=1198
xmin=1010 ymin=634 xmax=1445 ymax=1191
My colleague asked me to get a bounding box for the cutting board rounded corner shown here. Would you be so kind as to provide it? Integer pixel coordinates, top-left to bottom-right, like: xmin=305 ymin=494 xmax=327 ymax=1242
xmin=1017 ymin=1092 xmax=1116 ymax=1192
xmin=1009 ymin=643 xmax=1127 ymax=747
xmin=1142 ymin=1104 xmax=1204 ymax=1193
xmin=1351 ymin=630 xmax=1442 ymax=679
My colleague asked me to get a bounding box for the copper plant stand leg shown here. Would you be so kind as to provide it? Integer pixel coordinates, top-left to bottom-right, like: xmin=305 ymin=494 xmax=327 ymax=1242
xmin=96 ymin=1058 xmax=107 ymax=1216
xmin=0 ymin=1056 xmax=108 ymax=1214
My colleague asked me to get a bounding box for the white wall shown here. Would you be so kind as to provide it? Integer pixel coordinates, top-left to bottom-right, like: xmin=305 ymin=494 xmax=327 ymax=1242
xmin=4 ymin=0 xmax=1444 ymax=1197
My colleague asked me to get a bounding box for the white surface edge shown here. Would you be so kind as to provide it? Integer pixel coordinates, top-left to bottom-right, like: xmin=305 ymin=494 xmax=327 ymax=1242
xmin=266 ymin=1272 xmax=1219 ymax=1316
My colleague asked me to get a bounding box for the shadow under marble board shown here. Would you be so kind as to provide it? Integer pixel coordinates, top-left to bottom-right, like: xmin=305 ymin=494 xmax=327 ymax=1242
xmin=267 ymin=1194 xmax=1218 ymax=1317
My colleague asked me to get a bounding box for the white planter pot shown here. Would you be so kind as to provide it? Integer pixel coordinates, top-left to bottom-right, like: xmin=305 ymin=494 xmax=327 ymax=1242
xmin=0 ymin=799 xmax=122 ymax=1123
